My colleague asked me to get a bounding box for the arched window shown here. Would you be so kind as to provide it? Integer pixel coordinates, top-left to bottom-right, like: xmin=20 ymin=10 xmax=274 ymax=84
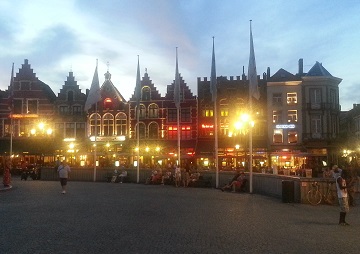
xmin=104 ymin=98 xmax=113 ymax=109
xmin=103 ymin=113 xmax=114 ymax=136
xmin=136 ymin=122 xmax=146 ymax=139
xmin=89 ymin=113 xmax=101 ymax=136
xmin=67 ymin=91 xmax=74 ymax=102
xmin=148 ymin=122 xmax=159 ymax=139
xmin=148 ymin=103 xmax=159 ymax=118
xmin=138 ymin=104 xmax=146 ymax=119
xmin=142 ymin=87 xmax=151 ymax=101
xmin=115 ymin=113 xmax=127 ymax=136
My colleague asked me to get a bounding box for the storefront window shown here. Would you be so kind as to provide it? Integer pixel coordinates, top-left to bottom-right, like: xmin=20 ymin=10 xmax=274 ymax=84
xmin=288 ymin=131 xmax=297 ymax=143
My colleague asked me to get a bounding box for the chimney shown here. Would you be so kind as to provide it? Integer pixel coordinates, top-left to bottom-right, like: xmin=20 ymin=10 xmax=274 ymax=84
xmin=298 ymin=58 xmax=303 ymax=75
xmin=267 ymin=67 xmax=270 ymax=78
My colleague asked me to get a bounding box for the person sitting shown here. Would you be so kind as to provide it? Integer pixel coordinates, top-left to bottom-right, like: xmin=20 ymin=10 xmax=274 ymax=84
xmin=221 ymin=172 xmax=246 ymax=192
xmin=118 ymin=169 xmax=128 ymax=183
xmin=111 ymin=169 xmax=119 ymax=183
xmin=162 ymin=170 xmax=173 ymax=185
xmin=188 ymin=172 xmax=201 ymax=187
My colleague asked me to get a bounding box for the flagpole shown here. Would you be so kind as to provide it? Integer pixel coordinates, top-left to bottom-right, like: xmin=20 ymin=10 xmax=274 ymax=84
xmin=136 ymin=106 xmax=140 ymax=183
xmin=9 ymin=63 xmax=14 ymax=163
xmin=135 ymin=56 xmax=141 ymax=183
xmin=248 ymin=20 xmax=258 ymax=194
xmin=175 ymin=48 xmax=181 ymax=167
xmin=210 ymin=37 xmax=219 ymax=188
xmin=93 ymin=103 xmax=97 ymax=182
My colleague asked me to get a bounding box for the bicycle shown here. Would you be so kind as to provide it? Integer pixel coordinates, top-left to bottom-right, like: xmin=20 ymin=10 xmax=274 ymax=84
xmin=307 ymin=181 xmax=337 ymax=205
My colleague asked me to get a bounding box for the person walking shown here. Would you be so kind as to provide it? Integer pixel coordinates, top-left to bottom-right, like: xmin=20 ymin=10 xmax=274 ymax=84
xmin=3 ymin=158 xmax=11 ymax=187
xmin=333 ymin=165 xmax=350 ymax=226
xmin=57 ymin=160 xmax=71 ymax=194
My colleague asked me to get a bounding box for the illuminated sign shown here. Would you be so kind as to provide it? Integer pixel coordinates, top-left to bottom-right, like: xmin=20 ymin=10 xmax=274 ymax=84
xmin=11 ymin=114 xmax=39 ymax=118
xmin=201 ymin=124 xmax=214 ymax=129
xmin=275 ymin=124 xmax=295 ymax=129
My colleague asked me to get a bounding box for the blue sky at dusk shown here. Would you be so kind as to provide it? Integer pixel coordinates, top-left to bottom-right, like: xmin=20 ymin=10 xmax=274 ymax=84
xmin=0 ymin=0 xmax=359 ymax=110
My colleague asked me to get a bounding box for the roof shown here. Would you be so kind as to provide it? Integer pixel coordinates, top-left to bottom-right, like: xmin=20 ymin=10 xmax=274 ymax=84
xmin=306 ymin=62 xmax=332 ymax=77
xmin=268 ymin=68 xmax=299 ymax=82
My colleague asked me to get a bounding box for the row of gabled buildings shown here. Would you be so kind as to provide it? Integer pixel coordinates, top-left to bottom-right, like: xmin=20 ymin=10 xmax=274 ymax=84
xmin=0 ymin=58 xmax=344 ymax=172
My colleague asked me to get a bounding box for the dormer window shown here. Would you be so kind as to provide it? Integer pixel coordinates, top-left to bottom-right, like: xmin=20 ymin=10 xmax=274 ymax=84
xmin=104 ymin=98 xmax=113 ymax=109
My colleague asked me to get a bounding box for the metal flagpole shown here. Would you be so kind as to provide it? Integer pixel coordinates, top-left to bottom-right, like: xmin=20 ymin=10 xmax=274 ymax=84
xmin=93 ymin=103 xmax=97 ymax=182
xmin=135 ymin=56 xmax=141 ymax=183
xmin=174 ymin=48 xmax=181 ymax=167
xmin=211 ymin=37 xmax=219 ymax=188
xmin=248 ymin=20 xmax=260 ymax=194
xmin=9 ymin=63 xmax=14 ymax=162
xmin=136 ymin=105 xmax=140 ymax=183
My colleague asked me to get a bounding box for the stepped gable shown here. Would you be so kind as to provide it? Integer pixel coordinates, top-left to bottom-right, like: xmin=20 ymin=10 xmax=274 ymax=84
xmin=100 ymin=70 xmax=126 ymax=102
xmin=165 ymin=74 xmax=195 ymax=100
xmin=57 ymin=71 xmax=86 ymax=101
xmin=129 ymin=72 xmax=162 ymax=101
xmin=306 ymin=61 xmax=332 ymax=77
xmin=268 ymin=68 xmax=299 ymax=82
xmin=15 ymin=59 xmax=56 ymax=102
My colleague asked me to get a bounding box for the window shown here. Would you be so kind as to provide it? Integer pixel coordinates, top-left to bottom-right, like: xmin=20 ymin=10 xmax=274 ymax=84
xmin=142 ymin=87 xmax=151 ymax=101
xmin=27 ymin=100 xmax=38 ymax=114
xmin=181 ymin=108 xmax=191 ymax=122
xmin=115 ymin=113 xmax=127 ymax=136
xmin=168 ymin=126 xmax=178 ymax=139
xmin=148 ymin=104 xmax=159 ymax=118
xmin=73 ymin=106 xmax=81 ymax=115
xmin=59 ymin=106 xmax=68 ymax=115
xmin=89 ymin=113 xmax=101 ymax=136
xmin=273 ymin=129 xmax=283 ymax=143
xmin=103 ymin=113 xmax=114 ymax=136
xmin=310 ymin=88 xmax=321 ymax=108
xmin=167 ymin=109 xmax=177 ymax=122
xmin=220 ymin=99 xmax=229 ymax=117
xmin=288 ymin=131 xmax=298 ymax=143
xmin=272 ymin=110 xmax=282 ymax=123
xmin=137 ymin=123 xmax=146 ymax=139
xmin=311 ymin=115 xmax=321 ymax=138
xmin=272 ymin=93 xmax=282 ymax=105
xmin=181 ymin=126 xmax=191 ymax=139
xmin=104 ymin=98 xmax=113 ymax=109
xmin=148 ymin=122 xmax=159 ymax=139
xmin=13 ymin=99 xmax=22 ymax=114
xmin=76 ymin=123 xmax=85 ymax=138
xmin=220 ymin=119 xmax=229 ymax=136
xmin=287 ymin=92 xmax=297 ymax=104
xmin=287 ymin=110 xmax=297 ymax=123
xmin=220 ymin=109 xmax=229 ymax=117
xmin=138 ymin=104 xmax=146 ymax=119
xmin=65 ymin=123 xmax=75 ymax=138
xmin=202 ymin=109 xmax=213 ymax=117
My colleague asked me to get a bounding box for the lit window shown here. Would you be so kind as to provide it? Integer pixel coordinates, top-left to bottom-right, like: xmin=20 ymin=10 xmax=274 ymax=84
xmin=273 ymin=110 xmax=282 ymax=123
xmin=287 ymin=110 xmax=297 ymax=123
xmin=287 ymin=93 xmax=297 ymax=104
xmin=288 ymin=131 xmax=297 ymax=143
xmin=273 ymin=129 xmax=283 ymax=143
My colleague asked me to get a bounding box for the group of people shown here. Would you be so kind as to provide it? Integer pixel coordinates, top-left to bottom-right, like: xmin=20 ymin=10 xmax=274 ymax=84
xmin=144 ymin=165 xmax=200 ymax=188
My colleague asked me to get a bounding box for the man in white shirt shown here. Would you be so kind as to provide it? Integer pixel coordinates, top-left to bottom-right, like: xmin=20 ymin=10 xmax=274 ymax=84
xmin=57 ymin=160 xmax=71 ymax=194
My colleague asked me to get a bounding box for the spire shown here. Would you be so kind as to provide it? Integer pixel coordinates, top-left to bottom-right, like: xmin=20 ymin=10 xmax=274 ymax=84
xmin=84 ymin=59 xmax=102 ymax=112
xmin=210 ymin=37 xmax=217 ymax=102
xmin=135 ymin=56 xmax=141 ymax=105
xmin=174 ymin=47 xmax=180 ymax=108
xmin=248 ymin=20 xmax=260 ymax=100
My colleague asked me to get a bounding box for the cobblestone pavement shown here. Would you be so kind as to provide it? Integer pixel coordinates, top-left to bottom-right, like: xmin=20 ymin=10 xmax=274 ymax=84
xmin=1 ymin=177 xmax=360 ymax=254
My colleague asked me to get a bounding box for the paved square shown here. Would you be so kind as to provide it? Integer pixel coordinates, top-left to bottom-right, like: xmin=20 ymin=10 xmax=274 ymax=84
xmin=1 ymin=177 xmax=359 ymax=253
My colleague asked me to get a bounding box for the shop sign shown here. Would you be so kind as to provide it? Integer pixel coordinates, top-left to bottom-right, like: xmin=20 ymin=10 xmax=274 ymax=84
xmin=275 ymin=124 xmax=295 ymax=129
